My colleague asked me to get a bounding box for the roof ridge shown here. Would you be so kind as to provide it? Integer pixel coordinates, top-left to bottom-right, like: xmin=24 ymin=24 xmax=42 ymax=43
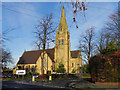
xmin=71 ymin=50 xmax=80 ymax=52
xmin=25 ymin=50 xmax=42 ymax=52
xmin=24 ymin=48 xmax=55 ymax=52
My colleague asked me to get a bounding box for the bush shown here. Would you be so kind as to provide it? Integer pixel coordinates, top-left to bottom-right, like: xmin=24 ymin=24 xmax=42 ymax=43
xmin=52 ymin=74 xmax=78 ymax=79
xmin=47 ymin=71 xmax=51 ymax=76
xmin=25 ymin=72 xmax=32 ymax=78
xmin=82 ymin=64 xmax=89 ymax=73
xmin=89 ymin=52 xmax=120 ymax=82
xmin=56 ymin=64 xmax=66 ymax=73
xmin=72 ymin=69 xmax=76 ymax=73
xmin=38 ymin=74 xmax=47 ymax=79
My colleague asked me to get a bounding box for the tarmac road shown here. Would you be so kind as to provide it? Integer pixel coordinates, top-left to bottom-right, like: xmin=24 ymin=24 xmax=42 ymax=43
xmin=2 ymin=79 xmax=119 ymax=90
xmin=2 ymin=81 xmax=70 ymax=90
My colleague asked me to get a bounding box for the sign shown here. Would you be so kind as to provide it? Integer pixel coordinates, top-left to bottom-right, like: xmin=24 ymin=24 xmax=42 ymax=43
xmin=16 ymin=70 xmax=26 ymax=75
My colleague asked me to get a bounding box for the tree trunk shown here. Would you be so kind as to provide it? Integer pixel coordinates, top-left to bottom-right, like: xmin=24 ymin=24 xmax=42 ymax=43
xmin=41 ymin=28 xmax=47 ymax=75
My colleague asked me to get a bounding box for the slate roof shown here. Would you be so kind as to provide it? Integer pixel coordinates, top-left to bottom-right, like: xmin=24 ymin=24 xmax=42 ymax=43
xmin=71 ymin=50 xmax=80 ymax=58
xmin=17 ymin=48 xmax=55 ymax=64
xmin=17 ymin=48 xmax=80 ymax=64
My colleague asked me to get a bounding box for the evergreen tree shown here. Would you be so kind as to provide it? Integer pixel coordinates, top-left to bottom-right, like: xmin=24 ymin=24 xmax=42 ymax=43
xmin=100 ymin=41 xmax=120 ymax=55
xmin=56 ymin=64 xmax=66 ymax=73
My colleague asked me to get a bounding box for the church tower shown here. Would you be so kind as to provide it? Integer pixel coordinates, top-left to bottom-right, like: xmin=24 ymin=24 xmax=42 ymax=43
xmin=55 ymin=6 xmax=70 ymax=73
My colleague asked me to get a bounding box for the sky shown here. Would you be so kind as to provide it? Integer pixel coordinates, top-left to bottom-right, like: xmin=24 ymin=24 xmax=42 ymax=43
xmin=1 ymin=1 xmax=118 ymax=68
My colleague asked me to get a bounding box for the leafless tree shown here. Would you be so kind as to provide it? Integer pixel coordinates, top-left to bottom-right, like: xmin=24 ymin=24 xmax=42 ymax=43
xmin=1 ymin=27 xmax=18 ymax=47
xmin=96 ymin=11 xmax=119 ymax=53
xmin=2 ymin=48 xmax=13 ymax=68
xmin=104 ymin=11 xmax=119 ymax=42
xmin=34 ymin=13 xmax=55 ymax=49
xmin=34 ymin=13 xmax=56 ymax=74
xmin=0 ymin=28 xmax=15 ymax=68
xmin=95 ymin=29 xmax=108 ymax=53
xmin=79 ymin=26 xmax=96 ymax=63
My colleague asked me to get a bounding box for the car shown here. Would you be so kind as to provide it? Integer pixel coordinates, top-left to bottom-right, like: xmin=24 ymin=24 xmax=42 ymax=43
xmin=2 ymin=75 xmax=5 ymax=78
xmin=2 ymin=74 xmax=7 ymax=78
xmin=12 ymin=74 xmax=17 ymax=78
xmin=33 ymin=74 xmax=39 ymax=78
xmin=7 ymin=74 xmax=13 ymax=78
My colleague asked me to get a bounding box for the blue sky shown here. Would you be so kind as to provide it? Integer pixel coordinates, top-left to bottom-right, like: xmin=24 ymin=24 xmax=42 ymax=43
xmin=2 ymin=2 xmax=118 ymax=68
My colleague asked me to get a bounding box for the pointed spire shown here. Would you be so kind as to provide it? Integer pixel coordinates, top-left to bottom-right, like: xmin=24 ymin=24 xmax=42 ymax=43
xmin=59 ymin=5 xmax=68 ymax=32
xmin=60 ymin=5 xmax=66 ymax=25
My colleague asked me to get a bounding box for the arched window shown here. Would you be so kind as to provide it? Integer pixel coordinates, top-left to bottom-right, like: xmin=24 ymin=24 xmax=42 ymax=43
xmin=58 ymin=39 xmax=60 ymax=45
xmin=22 ymin=66 xmax=24 ymax=70
xmin=62 ymin=39 xmax=64 ymax=45
xmin=18 ymin=66 xmax=21 ymax=70
xmin=25 ymin=67 xmax=28 ymax=72
xmin=31 ymin=66 xmax=35 ymax=73
xmin=72 ymin=63 xmax=74 ymax=67
xmin=60 ymin=26 xmax=62 ymax=31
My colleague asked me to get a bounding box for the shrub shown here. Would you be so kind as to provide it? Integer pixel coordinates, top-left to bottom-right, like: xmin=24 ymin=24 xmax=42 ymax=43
xmin=89 ymin=52 xmax=120 ymax=82
xmin=56 ymin=64 xmax=66 ymax=73
xmin=72 ymin=69 xmax=76 ymax=73
xmin=38 ymin=74 xmax=47 ymax=79
xmin=82 ymin=63 xmax=89 ymax=73
xmin=47 ymin=71 xmax=51 ymax=76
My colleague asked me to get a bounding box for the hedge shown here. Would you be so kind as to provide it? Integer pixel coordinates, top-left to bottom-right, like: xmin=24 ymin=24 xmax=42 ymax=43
xmin=89 ymin=52 xmax=120 ymax=82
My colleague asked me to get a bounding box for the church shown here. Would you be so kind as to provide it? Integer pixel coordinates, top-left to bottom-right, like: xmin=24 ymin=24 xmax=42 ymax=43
xmin=13 ymin=6 xmax=82 ymax=75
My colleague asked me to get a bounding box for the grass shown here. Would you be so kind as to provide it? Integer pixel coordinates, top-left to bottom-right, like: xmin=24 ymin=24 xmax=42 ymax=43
xmin=2 ymin=77 xmax=28 ymax=81
xmin=81 ymin=73 xmax=90 ymax=78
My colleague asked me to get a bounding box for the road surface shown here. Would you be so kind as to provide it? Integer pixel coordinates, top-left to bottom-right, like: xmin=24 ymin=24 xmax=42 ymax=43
xmin=2 ymin=81 xmax=70 ymax=90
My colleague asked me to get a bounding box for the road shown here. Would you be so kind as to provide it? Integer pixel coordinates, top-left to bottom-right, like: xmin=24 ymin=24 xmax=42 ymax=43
xmin=3 ymin=79 xmax=119 ymax=90
xmin=2 ymin=81 xmax=71 ymax=90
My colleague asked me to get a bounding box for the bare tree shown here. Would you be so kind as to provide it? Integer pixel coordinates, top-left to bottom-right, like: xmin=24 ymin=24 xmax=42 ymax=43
xmin=79 ymin=26 xmax=96 ymax=63
xmin=34 ymin=13 xmax=55 ymax=74
xmin=1 ymin=27 xmax=17 ymax=45
xmin=96 ymin=11 xmax=120 ymax=54
xmin=0 ymin=28 xmax=15 ymax=68
xmin=34 ymin=13 xmax=55 ymax=49
xmin=2 ymin=48 xmax=13 ymax=68
xmin=104 ymin=11 xmax=120 ymax=42
xmin=96 ymin=29 xmax=108 ymax=53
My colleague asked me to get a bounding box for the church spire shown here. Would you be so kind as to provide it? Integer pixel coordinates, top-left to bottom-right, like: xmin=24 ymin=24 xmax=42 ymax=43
xmin=58 ymin=5 xmax=68 ymax=32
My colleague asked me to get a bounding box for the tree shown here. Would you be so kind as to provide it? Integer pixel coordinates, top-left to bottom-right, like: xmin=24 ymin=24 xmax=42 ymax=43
xmin=100 ymin=41 xmax=120 ymax=55
xmin=104 ymin=12 xmax=120 ymax=42
xmin=34 ymin=13 xmax=55 ymax=74
xmin=1 ymin=28 xmax=15 ymax=68
xmin=89 ymin=52 xmax=120 ymax=82
xmin=56 ymin=64 xmax=66 ymax=73
xmin=82 ymin=63 xmax=89 ymax=73
xmin=96 ymin=30 xmax=108 ymax=54
xmin=34 ymin=13 xmax=55 ymax=50
xmin=2 ymin=48 xmax=13 ymax=68
xmin=79 ymin=26 xmax=96 ymax=63
xmin=96 ymin=11 xmax=120 ymax=54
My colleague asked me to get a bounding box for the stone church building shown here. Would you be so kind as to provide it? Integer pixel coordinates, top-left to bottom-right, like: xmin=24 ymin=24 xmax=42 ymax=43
xmin=13 ymin=6 xmax=82 ymax=74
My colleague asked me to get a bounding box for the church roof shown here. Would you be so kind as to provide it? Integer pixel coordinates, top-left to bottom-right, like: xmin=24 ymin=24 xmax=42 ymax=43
xmin=71 ymin=50 xmax=81 ymax=58
xmin=17 ymin=48 xmax=55 ymax=64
